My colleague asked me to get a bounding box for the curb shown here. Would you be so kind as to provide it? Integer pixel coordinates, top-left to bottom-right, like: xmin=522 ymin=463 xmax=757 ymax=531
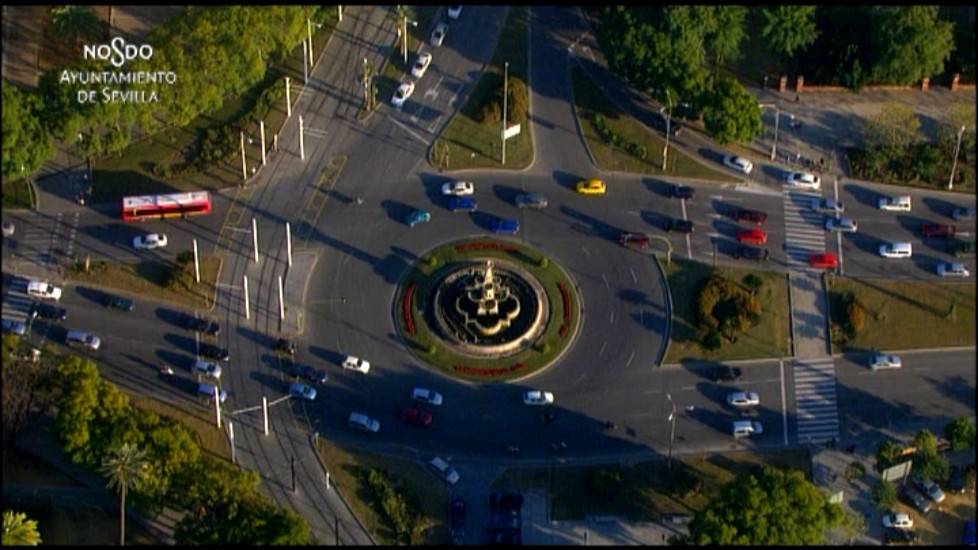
xmin=831 ymin=345 xmax=976 ymax=357
xmin=786 ymin=272 xmax=796 ymax=358
xmin=309 ymin=432 xmax=377 ymax=546
xmin=652 ymin=254 xmax=671 ymax=367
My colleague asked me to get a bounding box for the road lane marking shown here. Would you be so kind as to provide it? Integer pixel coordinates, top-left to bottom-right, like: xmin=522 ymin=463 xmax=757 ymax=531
xmin=610 ymin=310 xmax=615 ymax=324
xmin=601 ymin=273 xmax=609 ymax=288
xmin=625 ymin=350 xmax=635 ymax=368
xmin=598 ymin=341 xmax=607 ymax=356
xmin=630 ymin=268 xmax=637 ymax=284
xmin=680 ymin=199 xmax=692 ymax=259
xmin=626 ymin=210 xmax=640 ymax=216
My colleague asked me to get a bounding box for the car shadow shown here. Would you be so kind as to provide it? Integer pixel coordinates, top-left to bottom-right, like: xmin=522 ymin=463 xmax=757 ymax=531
xmin=155 ymin=306 xmax=188 ymax=328
xmin=381 ymin=199 xmax=419 ymax=225
xmin=843 ymin=183 xmax=885 ymax=208
xmin=552 ymin=170 xmax=582 ymax=192
xmin=641 ymin=177 xmax=674 ymax=198
xmin=921 ymin=196 xmax=958 ymax=219
xmin=73 ymin=286 xmax=109 ymax=306
xmin=640 ymin=209 xmax=671 ymax=230
xmin=492 ymin=184 xmax=523 ymax=206
xmin=309 ymin=345 xmax=346 ymax=366
xmin=419 ymin=171 xmax=448 ymax=207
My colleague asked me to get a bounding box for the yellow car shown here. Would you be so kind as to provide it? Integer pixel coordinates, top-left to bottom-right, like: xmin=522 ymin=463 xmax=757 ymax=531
xmin=576 ymin=178 xmax=606 ymax=195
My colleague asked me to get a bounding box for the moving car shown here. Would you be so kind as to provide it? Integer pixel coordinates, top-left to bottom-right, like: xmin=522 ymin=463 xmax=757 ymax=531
xmin=710 ymin=365 xmax=742 ymax=382
xmin=937 ymin=262 xmax=970 ymax=278
xmin=964 ymin=520 xmax=976 ymax=546
xmin=447 ymin=5 xmax=462 ymax=19
xmin=921 ymin=223 xmax=956 ymax=238
xmin=29 ymin=301 xmax=67 ymax=321
xmin=912 ymin=476 xmax=946 ymax=503
xmin=447 ymin=196 xmax=477 ymax=212
xmin=430 ymin=23 xmax=448 ymax=46
xmin=399 ymin=405 xmax=433 ymax=427
xmin=410 ymin=51 xmax=432 ymax=79
xmin=784 ymin=171 xmax=821 ymax=190
xmin=726 ymin=391 xmax=760 ymax=408
xmin=952 ymin=206 xmax=976 ymax=220
xmin=878 ymin=195 xmax=912 ymax=212
xmin=293 ymin=365 xmax=328 ymax=385
xmin=132 ymin=233 xmax=168 ymax=250
xmin=199 ymin=343 xmax=230 ymax=362
xmin=523 ymin=390 xmax=555 ymax=406
xmin=723 ymin=155 xmax=753 ymax=174
xmin=411 ymin=387 xmax=443 ymax=406
xmin=289 ymin=382 xmax=317 ymax=401
xmin=879 ymin=242 xmax=912 ymax=259
xmin=732 ymin=420 xmax=763 ymax=438
xmin=664 ymin=218 xmax=694 ymax=233
xmin=405 ymin=209 xmax=431 ymax=227
xmin=430 ymin=456 xmax=460 ymax=485
xmin=2 ymin=318 xmax=27 ymax=336
xmin=197 ymin=383 xmax=227 ymax=404
xmin=192 ymin=359 xmax=222 ymax=380
xmin=65 ymin=330 xmax=100 ymax=351
xmin=618 ymin=232 xmax=650 ymax=249
xmin=870 ymin=354 xmax=902 ymax=371
xmin=882 ymin=512 xmax=914 ymax=530
xmin=808 ymin=253 xmax=838 ymax=270
xmin=576 ymin=178 xmax=606 ymax=195
xmin=391 ymin=80 xmax=415 ymax=108
xmin=27 ymin=280 xmax=62 ymax=301
xmin=737 ymin=228 xmax=767 ymax=245
xmin=899 ymin=485 xmax=932 ymax=514
xmin=342 ymin=355 xmax=371 ymax=374
xmin=104 ymin=294 xmax=135 ymax=311
xmin=441 ymin=180 xmax=474 ymax=196
xmin=825 ymin=217 xmax=858 ymax=233
xmin=515 ymin=192 xmax=547 ymax=209
xmin=735 ymin=246 xmax=770 ymax=261
xmin=348 ymin=412 xmax=380 ymax=433
xmin=733 ymin=208 xmax=767 ymax=224
xmin=810 ymin=198 xmax=845 ymax=214
xmin=490 ymin=218 xmax=519 ymax=235
xmin=671 ymin=184 xmax=694 ymax=199
xmin=181 ymin=314 xmax=220 ymax=336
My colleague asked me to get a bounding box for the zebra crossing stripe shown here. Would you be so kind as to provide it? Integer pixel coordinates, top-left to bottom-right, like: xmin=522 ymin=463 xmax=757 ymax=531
xmin=792 ymin=358 xmax=839 ymax=444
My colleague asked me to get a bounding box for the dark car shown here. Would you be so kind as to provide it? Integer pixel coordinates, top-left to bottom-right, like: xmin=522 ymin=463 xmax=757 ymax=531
xmin=899 ymin=484 xmax=932 ymax=514
xmin=619 ymin=232 xmax=650 ymax=249
xmin=181 ymin=313 xmax=220 ymax=336
xmin=294 ymin=365 xmax=328 ymax=385
xmin=29 ymin=301 xmax=67 ymax=321
xmin=490 ymin=218 xmax=519 ymax=235
xmin=447 ymin=196 xmax=477 ymax=212
xmin=199 ymin=343 xmax=230 ymax=362
xmin=922 ymin=223 xmax=956 ymax=238
xmin=514 ymin=192 xmax=548 ymax=209
xmin=450 ymin=497 xmax=466 ymax=544
xmin=947 ymin=465 xmax=967 ymax=494
xmin=105 ymin=294 xmax=135 ymax=311
xmin=672 ymin=184 xmax=694 ymax=200
xmin=950 ymin=240 xmax=976 ymax=258
xmin=710 ymin=365 xmax=743 ymax=382
xmin=733 ymin=208 xmax=767 ymax=225
xmin=883 ymin=527 xmax=918 ymax=545
xmin=665 ymin=218 xmax=694 ymax=233
xmin=489 ymin=509 xmax=521 ymax=530
xmin=276 ymin=338 xmax=296 ymax=356
xmin=487 ymin=527 xmax=521 ymax=546
xmin=399 ymin=405 xmax=433 ymax=427
xmin=734 ymin=246 xmax=770 ymax=261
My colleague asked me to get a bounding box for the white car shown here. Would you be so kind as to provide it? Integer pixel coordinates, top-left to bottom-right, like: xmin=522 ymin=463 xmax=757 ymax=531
xmin=824 ymin=217 xmax=858 ymax=233
xmin=723 ymin=155 xmax=753 ymax=175
xmin=878 ymin=195 xmax=912 ymax=212
xmin=431 ymin=23 xmax=448 ymax=46
xmin=879 ymin=242 xmax=912 ymax=259
xmin=132 ymin=233 xmax=168 ymax=250
xmin=732 ymin=420 xmax=763 ymax=438
xmin=937 ymin=262 xmax=970 ymax=278
xmin=447 ymin=5 xmax=462 ymax=19
xmin=391 ymin=80 xmax=415 ymax=108
xmin=440 ymin=180 xmax=474 ymax=196
xmin=342 ymin=355 xmax=371 ymax=374
xmin=870 ymin=354 xmax=902 ymax=371
xmin=523 ymin=390 xmax=554 ymax=406
xmin=810 ymin=198 xmax=845 ymax=214
xmin=784 ymin=171 xmax=821 ymax=190
xmin=882 ymin=512 xmax=913 ymax=530
xmin=193 ymin=359 xmax=222 ymax=380
xmin=429 ymin=456 xmax=460 ymax=485
xmin=412 ymin=387 xmax=443 ymax=406
xmin=726 ymin=391 xmax=760 ymax=408
xmin=348 ymin=412 xmax=380 ymax=433
xmin=411 ymin=52 xmax=432 ymax=79
xmin=27 ymin=280 xmax=62 ymax=301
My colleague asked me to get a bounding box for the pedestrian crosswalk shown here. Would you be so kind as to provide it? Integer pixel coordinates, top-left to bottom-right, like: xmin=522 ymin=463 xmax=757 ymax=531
xmin=781 ymin=189 xmax=826 ymax=270
xmin=792 ymin=357 xmax=839 ymax=444
xmin=1 ymin=277 xmax=33 ymax=323
xmin=12 ymin=212 xmax=80 ymax=268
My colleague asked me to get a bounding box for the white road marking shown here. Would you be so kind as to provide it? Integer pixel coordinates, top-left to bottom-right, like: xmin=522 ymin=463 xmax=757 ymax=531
xmin=626 ymin=210 xmax=640 ymax=216
xmin=427 ymin=115 xmax=442 ymax=133
xmin=601 ymin=273 xmax=609 ymax=288
xmin=598 ymin=341 xmax=607 ymax=356
xmin=707 ymin=232 xmax=722 ymax=239
xmin=710 ymin=195 xmax=724 ymax=200
xmin=630 ymin=267 xmax=637 ymax=284
xmin=681 ymin=199 xmax=693 ymax=259
xmin=625 ymin=350 xmax=635 ymax=368
xmin=389 ymin=116 xmax=430 ymax=145
xmin=610 ymin=310 xmax=615 ymax=324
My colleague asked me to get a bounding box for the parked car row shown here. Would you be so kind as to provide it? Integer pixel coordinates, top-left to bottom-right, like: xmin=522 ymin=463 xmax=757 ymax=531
xmin=391 ymin=6 xmax=462 ymax=108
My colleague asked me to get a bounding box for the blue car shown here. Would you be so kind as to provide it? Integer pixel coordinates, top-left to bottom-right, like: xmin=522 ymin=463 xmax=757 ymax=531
xmin=491 ymin=218 xmax=519 ymax=235
xmin=289 ymin=382 xmax=317 ymax=401
xmin=405 ymin=209 xmax=431 ymax=227
xmin=447 ymin=196 xmax=477 ymax=212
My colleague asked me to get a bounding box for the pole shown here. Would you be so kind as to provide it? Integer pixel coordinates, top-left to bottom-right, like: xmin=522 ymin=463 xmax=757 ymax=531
xmin=229 ymin=421 xmax=236 ymax=465
xmin=291 ymin=455 xmax=296 ymax=493
xmin=307 ymin=18 xmax=314 ymax=67
xmin=666 ymin=393 xmax=676 ymax=470
xmin=302 ymin=39 xmax=308 ymax=84
xmin=299 ymin=115 xmax=305 ymax=160
xmin=949 ymin=125 xmax=966 ymax=190
xmin=252 ymin=217 xmax=259 ymax=263
xmin=192 ymin=239 xmax=200 ymax=283
xmin=260 ymin=120 xmax=266 ymax=166
xmin=286 ymin=221 xmax=293 ymax=267
xmin=662 ymin=91 xmax=671 ymax=172
xmin=240 ymin=131 xmax=247 ymax=181
xmin=402 ymin=15 xmax=408 ymax=65
xmin=502 ymin=61 xmax=509 ymax=165
xmin=326 ymin=470 xmax=331 ymax=490
xmin=285 ymin=77 xmax=292 ymax=117
xmin=262 ymin=396 xmax=268 ymax=435
xmin=215 ymin=385 xmax=222 ymax=428
xmin=278 ymin=275 xmax=285 ymax=321
xmin=338 ymin=5 xmax=342 ymax=22
xmin=243 ymin=275 xmax=250 ymax=320
xmin=771 ymin=108 xmax=780 ymax=161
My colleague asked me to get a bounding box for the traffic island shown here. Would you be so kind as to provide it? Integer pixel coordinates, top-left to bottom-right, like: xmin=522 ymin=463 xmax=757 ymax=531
xmin=393 ymin=238 xmax=580 ymax=382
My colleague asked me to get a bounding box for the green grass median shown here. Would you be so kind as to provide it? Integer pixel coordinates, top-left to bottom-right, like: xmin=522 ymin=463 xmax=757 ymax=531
xmin=65 ymin=256 xmax=221 ymax=311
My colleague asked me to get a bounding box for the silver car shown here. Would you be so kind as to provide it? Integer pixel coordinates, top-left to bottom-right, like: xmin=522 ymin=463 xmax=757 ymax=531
xmin=515 ymin=192 xmax=548 ymax=209
xmin=937 ymin=262 xmax=970 ymax=278
xmin=825 ymin=217 xmax=858 ymax=233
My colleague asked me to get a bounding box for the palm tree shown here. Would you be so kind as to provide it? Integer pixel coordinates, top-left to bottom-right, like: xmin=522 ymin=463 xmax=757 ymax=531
xmin=99 ymin=443 xmax=149 ymax=546
xmin=2 ymin=510 xmax=42 ymax=546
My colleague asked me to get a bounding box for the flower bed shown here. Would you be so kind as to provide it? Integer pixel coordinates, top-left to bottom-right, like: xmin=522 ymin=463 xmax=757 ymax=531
xmin=454 ymin=241 xmax=520 ymax=253
xmin=452 ymin=362 xmax=528 ymax=377
xmin=558 ymin=282 xmax=572 ymax=337
xmin=402 ymin=284 xmax=416 ymax=336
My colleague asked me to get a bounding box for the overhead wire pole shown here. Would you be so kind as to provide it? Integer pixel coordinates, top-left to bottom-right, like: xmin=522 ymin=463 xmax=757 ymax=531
xmin=278 ymin=275 xmax=285 ymax=322
xmin=302 ymin=39 xmax=308 ymax=84
xmin=661 ymin=90 xmax=672 ymax=172
xmin=338 ymin=5 xmax=342 ymax=22
xmin=252 ymin=217 xmax=259 ymax=263
xmin=285 ymin=76 xmax=292 ymax=117
xmin=286 ymin=221 xmax=293 ymax=267
xmin=239 ymin=131 xmax=247 ymax=181
xmin=192 ymin=239 xmax=200 ymax=283
xmin=299 ymin=115 xmax=305 ymax=160
xmin=949 ymin=125 xmax=966 ymax=190
xmin=666 ymin=393 xmax=677 ymax=470
xmin=502 ymin=61 xmax=509 ymax=165
xmin=260 ymin=120 xmax=266 ymax=166
xmin=243 ymin=275 xmax=250 ymax=320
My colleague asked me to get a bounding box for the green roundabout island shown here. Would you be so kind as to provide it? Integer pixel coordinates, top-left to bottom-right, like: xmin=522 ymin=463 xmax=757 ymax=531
xmin=393 ymin=238 xmax=581 ymax=382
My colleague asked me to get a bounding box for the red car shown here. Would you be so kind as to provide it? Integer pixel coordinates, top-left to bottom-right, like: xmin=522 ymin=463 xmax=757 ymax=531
xmin=921 ymin=223 xmax=956 ymax=238
xmin=737 ymin=228 xmax=767 ymax=246
xmin=618 ymin=232 xmax=650 ymax=249
xmin=733 ymin=208 xmax=767 ymax=225
xmin=808 ymin=253 xmax=838 ymax=269
xmin=399 ymin=405 xmax=433 ymax=427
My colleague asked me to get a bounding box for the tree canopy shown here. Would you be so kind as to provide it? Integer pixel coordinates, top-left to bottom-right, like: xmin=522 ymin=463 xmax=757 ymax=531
xmin=2 ymin=82 xmax=53 ymax=181
xmin=702 ymin=77 xmax=763 ymax=145
xmin=760 ymin=6 xmax=819 ymax=60
xmin=689 ymin=466 xmax=844 ymax=545
xmin=871 ymin=6 xmax=955 ymax=85
xmin=945 ymin=417 xmax=976 ymax=452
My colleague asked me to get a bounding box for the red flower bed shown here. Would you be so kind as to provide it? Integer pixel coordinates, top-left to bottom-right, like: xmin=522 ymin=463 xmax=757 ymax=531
xmin=402 ymin=284 xmax=416 ymax=335
xmin=455 ymin=242 xmax=520 ymax=253
xmin=556 ymin=282 xmax=572 ymax=337
xmin=452 ymin=362 xmax=528 ymax=377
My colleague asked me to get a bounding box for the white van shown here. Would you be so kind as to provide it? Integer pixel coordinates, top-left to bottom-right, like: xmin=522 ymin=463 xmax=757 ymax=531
xmin=878 ymin=195 xmax=912 ymax=212
xmin=348 ymin=412 xmax=380 ymax=433
xmin=878 ymin=242 xmax=913 ymax=259
xmin=27 ymin=280 xmax=62 ymax=301
xmin=732 ymin=420 xmax=763 ymax=438
xmin=65 ymin=330 xmax=100 ymax=350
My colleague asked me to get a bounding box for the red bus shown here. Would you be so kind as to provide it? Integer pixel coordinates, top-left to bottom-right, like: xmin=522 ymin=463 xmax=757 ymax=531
xmin=121 ymin=191 xmax=212 ymax=221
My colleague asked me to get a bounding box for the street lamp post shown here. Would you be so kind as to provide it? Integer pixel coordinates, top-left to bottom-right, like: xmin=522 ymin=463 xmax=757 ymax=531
xmin=759 ymin=104 xmax=780 ymax=161
xmin=661 ymin=90 xmax=672 ymax=172
xmin=666 ymin=393 xmax=677 ymax=470
xmin=402 ymin=16 xmax=418 ymax=65
xmin=949 ymin=125 xmax=966 ymax=191
xmin=502 ymin=61 xmax=509 ymax=165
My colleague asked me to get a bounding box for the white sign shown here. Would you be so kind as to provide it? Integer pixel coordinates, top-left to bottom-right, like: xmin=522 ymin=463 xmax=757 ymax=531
xmin=502 ymin=124 xmax=521 ymax=140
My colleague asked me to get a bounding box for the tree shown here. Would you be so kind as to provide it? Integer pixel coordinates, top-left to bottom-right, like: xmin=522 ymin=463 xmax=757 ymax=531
xmin=54 ymin=356 xmax=102 ymax=465
xmin=173 ymin=492 xmax=310 ymax=545
xmin=871 ymin=6 xmax=954 ymax=85
xmin=912 ymin=429 xmax=951 ymax=483
xmin=49 ymin=5 xmax=103 ymax=47
xmin=705 ymin=6 xmax=748 ymax=81
xmin=864 ymin=103 xmax=921 ymax=154
xmin=875 ymin=440 xmax=904 ymax=472
xmin=689 ymin=466 xmax=844 ymax=544
xmin=2 ymin=82 xmax=53 ymax=182
xmin=945 ymin=417 xmax=976 ymax=452
xmin=760 ymin=6 xmax=819 ymax=60
xmin=702 ymin=77 xmax=762 ymax=145
xmin=100 ymin=443 xmax=150 ymax=546
xmin=912 ymin=429 xmax=939 ymax=456
xmin=2 ymin=510 xmax=41 ymax=546
xmin=871 ymin=479 xmax=897 ymax=511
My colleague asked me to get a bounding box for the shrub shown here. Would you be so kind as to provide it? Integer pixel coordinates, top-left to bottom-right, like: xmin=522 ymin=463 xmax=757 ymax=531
xmin=845 ymin=461 xmax=866 ymax=480
xmin=742 ymin=273 xmax=763 ymax=292
xmin=478 ymin=100 xmax=503 ymax=125
xmin=638 ymin=145 xmax=648 ymax=160
xmin=426 ymin=255 xmax=439 ymax=268
xmin=538 ymin=257 xmax=549 ymax=268
xmin=426 ymin=344 xmax=437 ymax=355
xmin=845 ymin=299 xmax=866 ymax=337
xmin=702 ymin=330 xmax=722 ymax=350
xmin=945 ymin=416 xmax=976 ymax=452
xmin=670 ymin=467 xmax=703 ymax=498
xmin=176 ymin=251 xmax=194 ymax=265
xmin=586 ymin=468 xmax=624 ymax=500
xmin=874 ymin=440 xmax=904 ymax=472
xmin=152 ymin=162 xmax=172 ymax=179
xmin=871 ymin=479 xmax=897 ymax=511
xmin=537 ymin=342 xmax=551 ymax=354
xmin=696 ymin=276 xmax=762 ymax=342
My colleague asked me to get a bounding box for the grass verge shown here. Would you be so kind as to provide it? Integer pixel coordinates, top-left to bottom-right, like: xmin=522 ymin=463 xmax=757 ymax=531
xmin=826 ymin=276 xmax=976 ymax=352
xmin=65 ymin=256 xmax=221 ymax=311
xmin=663 ymin=258 xmax=790 ymax=363
xmin=1 ymin=177 xmax=34 ymax=209
xmin=430 ymin=7 xmax=532 ymax=171
xmin=571 ymin=66 xmax=736 ymax=182
xmin=128 ymin=393 xmax=231 ymax=463
xmin=314 ymin=438 xmax=448 ymax=545
xmin=494 ymin=448 xmax=811 ymax=521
